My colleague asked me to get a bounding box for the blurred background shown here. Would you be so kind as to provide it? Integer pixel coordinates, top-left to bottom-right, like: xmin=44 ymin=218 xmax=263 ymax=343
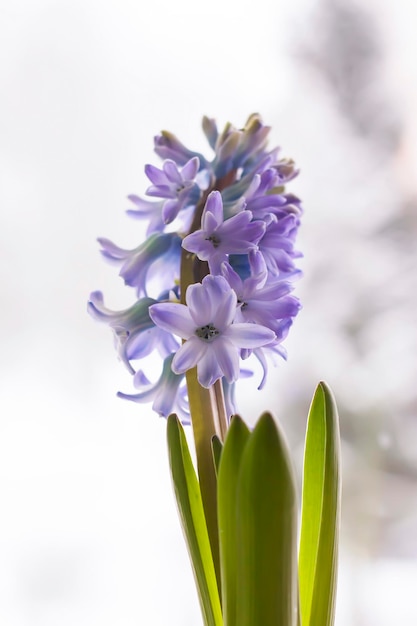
xmin=1 ymin=0 xmax=416 ymax=624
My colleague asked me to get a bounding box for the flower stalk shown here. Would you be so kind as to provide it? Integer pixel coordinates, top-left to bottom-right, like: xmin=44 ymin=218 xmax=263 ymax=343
xmin=179 ymin=186 xmax=230 ymax=590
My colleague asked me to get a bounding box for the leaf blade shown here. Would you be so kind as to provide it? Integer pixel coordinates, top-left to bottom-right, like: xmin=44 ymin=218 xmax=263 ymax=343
xmin=211 ymin=434 xmax=223 ymax=476
xmin=235 ymin=413 xmax=298 ymax=626
xmin=298 ymin=382 xmax=341 ymax=626
xmin=167 ymin=414 xmax=223 ymax=626
xmin=217 ymin=416 xmax=250 ymax=626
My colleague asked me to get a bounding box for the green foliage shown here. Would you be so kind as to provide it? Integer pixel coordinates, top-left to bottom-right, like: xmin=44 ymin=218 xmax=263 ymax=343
xmin=167 ymin=382 xmax=341 ymax=626
xmin=217 ymin=416 xmax=251 ymax=626
xmin=218 ymin=414 xmax=298 ymax=626
xmin=166 ymin=415 xmax=222 ymax=626
xmin=211 ymin=435 xmax=223 ymax=476
xmin=299 ymin=382 xmax=341 ymax=626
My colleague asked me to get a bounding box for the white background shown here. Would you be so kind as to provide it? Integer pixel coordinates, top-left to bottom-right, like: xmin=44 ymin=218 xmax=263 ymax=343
xmin=1 ymin=1 xmax=417 ymax=624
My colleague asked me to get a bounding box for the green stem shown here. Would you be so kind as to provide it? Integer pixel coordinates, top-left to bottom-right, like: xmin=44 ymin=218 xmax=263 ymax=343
xmin=180 ymin=170 xmax=238 ymax=596
xmin=185 ymin=367 xmax=223 ymax=593
xmin=179 ymin=175 xmax=236 ymax=593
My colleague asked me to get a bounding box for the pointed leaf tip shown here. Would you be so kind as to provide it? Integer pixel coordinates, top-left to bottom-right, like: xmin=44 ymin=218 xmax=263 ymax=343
xmin=299 ymin=382 xmax=341 ymax=626
xmin=235 ymin=413 xmax=298 ymax=626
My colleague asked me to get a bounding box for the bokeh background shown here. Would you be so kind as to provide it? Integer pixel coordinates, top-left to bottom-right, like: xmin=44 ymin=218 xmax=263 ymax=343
xmin=1 ymin=0 xmax=416 ymax=624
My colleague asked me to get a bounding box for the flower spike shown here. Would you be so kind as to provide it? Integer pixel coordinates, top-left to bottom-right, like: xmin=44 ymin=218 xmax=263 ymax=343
xmin=89 ymin=114 xmax=303 ymax=420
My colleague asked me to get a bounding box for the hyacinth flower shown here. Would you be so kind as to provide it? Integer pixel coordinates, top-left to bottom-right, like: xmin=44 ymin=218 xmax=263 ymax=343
xmin=89 ymin=114 xmax=341 ymax=626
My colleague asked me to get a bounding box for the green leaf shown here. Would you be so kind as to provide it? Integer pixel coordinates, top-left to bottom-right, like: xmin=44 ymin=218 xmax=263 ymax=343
xmin=211 ymin=435 xmax=223 ymax=476
xmin=235 ymin=413 xmax=298 ymax=626
xmin=299 ymin=382 xmax=341 ymax=626
xmin=166 ymin=415 xmax=223 ymax=626
xmin=217 ymin=416 xmax=250 ymax=626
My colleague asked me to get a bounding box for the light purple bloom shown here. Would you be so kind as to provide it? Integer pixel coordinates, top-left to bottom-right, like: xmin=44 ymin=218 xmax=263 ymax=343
xmin=154 ymin=131 xmax=209 ymax=170
xmin=90 ymin=114 xmax=303 ymax=419
xmin=87 ymin=291 xmax=178 ymax=373
xmin=247 ymin=342 xmax=290 ymax=390
xmin=209 ymin=114 xmax=272 ymax=179
xmin=221 ymin=253 xmax=301 ymax=335
xmin=149 ymin=275 xmax=275 ymax=388
xmin=126 ymin=195 xmax=166 ymax=235
xmin=118 ymin=355 xmax=189 ymax=421
xmin=126 ymin=157 xmax=202 ymax=234
xmin=144 ymin=157 xmax=201 ymax=224
xmin=258 ymin=213 xmax=302 ymax=278
xmin=182 ymin=191 xmax=265 ymax=274
xmin=98 ymin=233 xmax=181 ymax=297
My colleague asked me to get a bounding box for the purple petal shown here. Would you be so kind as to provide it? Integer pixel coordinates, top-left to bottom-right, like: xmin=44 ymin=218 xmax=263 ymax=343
xmin=181 ymin=156 xmax=200 ymax=180
xmin=203 ymin=210 xmax=221 ymax=234
xmin=181 ymin=231 xmax=208 ymax=256
xmin=212 ymin=338 xmax=240 ymax=383
xmin=172 ymin=337 xmax=206 ymax=374
xmin=196 ymin=345 xmax=223 ymax=388
xmin=126 ymin=328 xmax=157 ymax=359
xmin=211 ymin=286 xmax=237 ymax=330
xmin=220 ymin=261 xmax=242 ymax=294
xmin=163 ymin=160 xmax=182 ymax=184
xmin=248 ymin=249 xmax=267 ymax=281
xmin=149 ymin=302 xmax=195 ymax=339
xmin=219 ymin=210 xmax=252 ymax=236
xmin=162 ymin=199 xmax=181 ymax=224
xmin=203 ymin=191 xmax=223 ymax=229
xmin=146 ymin=184 xmax=174 ymax=199
xmin=97 ymin=238 xmax=130 ymax=260
xmin=145 ymin=164 xmax=166 ymax=186
xmin=208 ymin=253 xmax=228 ymax=275
xmin=224 ymin=323 xmax=275 ymax=348
xmin=226 ymin=218 xmax=266 ymax=246
xmin=127 ymin=195 xmax=156 ymax=215
xmin=186 ymin=282 xmax=214 ymax=326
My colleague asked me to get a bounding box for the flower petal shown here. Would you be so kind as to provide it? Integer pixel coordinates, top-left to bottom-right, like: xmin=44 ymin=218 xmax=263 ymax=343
xmin=203 ymin=190 xmax=223 ymax=228
xmin=196 ymin=345 xmax=223 ymax=388
xmin=181 ymin=156 xmax=200 ymax=180
xmin=211 ymin=285 xmax=237 ymax=329
xmin=145 ymin=164 xmax=166 ymax=186
xmin=172 ymin=337 xmax=206 ymax=374
xmin=224 ymin=322 xmax=275 ymax=348
xmin=212 ymin=338 xmax=240 ymax=383
xmin=149 ymin=302 xmax=195 ymax=339
xmin=186 ymin=282 xmax=214 ymax=326
xmin=163 ymin=159 xmax=183 ymax=184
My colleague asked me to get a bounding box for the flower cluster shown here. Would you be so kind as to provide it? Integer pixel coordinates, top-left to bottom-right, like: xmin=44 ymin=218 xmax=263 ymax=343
xmin=88 ymin=114 xmax=302 ymax=421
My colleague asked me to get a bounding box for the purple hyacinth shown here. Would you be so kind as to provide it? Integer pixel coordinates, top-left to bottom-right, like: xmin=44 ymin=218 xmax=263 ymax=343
xmin=144 ymin=157 xmax=202 ymax=224
xmin=118 ymin=355 xmax=188 ymax=421
xmin=87 ymin=291 xmax=179 ymax=373
xmin=149 ymin=275 xmax=275 ymax=388
xmin=182 ymin=191 xmax=265 ymax=274
xmin=221 ymin=252 xmax=301 ymax=335
xmin=126 ymin=157 xmax=203 ymax=235
xmin=258 ymin=213 xmax=302 ymax=278
xmin=98 ymin=232 xmax=181 ymax=297
xmin=89 ymin=113 xmax=303 ymax=420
